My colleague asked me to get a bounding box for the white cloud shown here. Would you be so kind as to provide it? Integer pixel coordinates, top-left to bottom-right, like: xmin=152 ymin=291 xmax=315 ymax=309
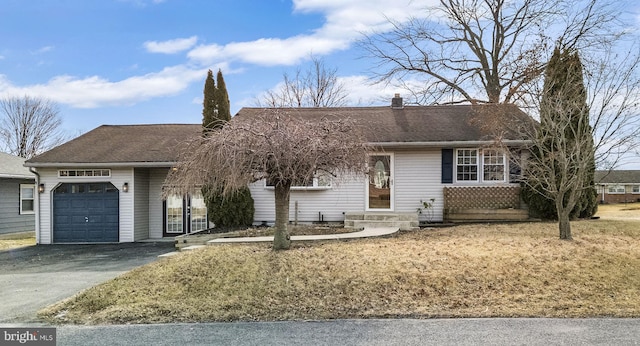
xmin=32 ymin=46 xmax=54 ymax=54
xmin=239 ymin=74 xmax=404 ymax=109
xmin=0 ymin=65 xmax=205 ymax=108
xmin=187 ymin=0 xmax=437 ymax=67
xmin=144 ymin=36 xmax=198 ymax=54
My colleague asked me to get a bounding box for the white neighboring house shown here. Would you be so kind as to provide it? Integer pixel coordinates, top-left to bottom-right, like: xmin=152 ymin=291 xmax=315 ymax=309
xmin=26 ymin=96 xmax=533 ymax=244
xmin=0 ymin=152 xmax=36 ymax=235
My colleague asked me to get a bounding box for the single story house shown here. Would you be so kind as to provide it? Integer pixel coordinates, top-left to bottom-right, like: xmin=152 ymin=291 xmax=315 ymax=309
xmin=26 ymin=96 xmax=534 ymax=244
xmin=595 ymin=170 xmax=640 ymax=204
xmin=0 ymin=152 xmax=36 ymax=235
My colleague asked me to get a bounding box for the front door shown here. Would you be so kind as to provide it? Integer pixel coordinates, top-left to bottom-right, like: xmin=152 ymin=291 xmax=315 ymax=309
xmin=164 ymin=193 xmax=208 ymax=236
xmin=367 ymin=154 xmax=393 ymax=210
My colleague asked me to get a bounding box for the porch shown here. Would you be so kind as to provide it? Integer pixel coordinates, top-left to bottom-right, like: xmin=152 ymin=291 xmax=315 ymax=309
xmin=344 ymin=212 xmax=419 ymax=231
xmin=443 ymin=186 xmax=529 ymax=222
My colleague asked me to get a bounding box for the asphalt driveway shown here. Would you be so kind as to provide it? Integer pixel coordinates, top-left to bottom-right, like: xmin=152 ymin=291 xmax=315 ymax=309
xmin=0 ymin=242 xmax=175 ymax=323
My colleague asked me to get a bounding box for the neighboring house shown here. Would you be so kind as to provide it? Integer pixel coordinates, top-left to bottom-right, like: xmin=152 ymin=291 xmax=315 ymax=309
xmin=26 ymin=96 xmax=534 ymax=244
xmin=0 ymin=152 xmax=36 ymax=235
xmin=595 ymin=170 xmax=640 ymax=204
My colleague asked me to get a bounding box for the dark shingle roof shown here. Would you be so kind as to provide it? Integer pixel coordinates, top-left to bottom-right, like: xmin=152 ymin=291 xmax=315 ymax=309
xmin=26 ymin=104 xmax=532 ymax=166
xmin=26 ymin=124 xmax=202 ymax=166
xmin=595 ymin=170 xmax=640 ymax=184
xmin=235 ymin=104 xmax=532 ymax=144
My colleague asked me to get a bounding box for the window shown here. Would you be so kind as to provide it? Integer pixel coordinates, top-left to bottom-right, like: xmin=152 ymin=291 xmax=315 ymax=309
xmin=20 ymin=184 xmax=35 ymax=214
xmin=633 ymin=185 xmax=640 ymax=193
xmin=608 ymin=185 xmax=625 ymax=194
xmin=456 ymin=149 xmax=478 ymax=181
xmin=265 ymin=175 xmax=331 ymax=189
xmin=59 ymin=169 xmax=110 ymax=177
xmin=483 ymin=150 xmax=506 ymax=181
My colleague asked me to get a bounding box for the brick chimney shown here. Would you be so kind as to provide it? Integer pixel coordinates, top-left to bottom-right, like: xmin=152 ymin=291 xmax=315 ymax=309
xmin=391 ymin=93 xmax=403 ymax=109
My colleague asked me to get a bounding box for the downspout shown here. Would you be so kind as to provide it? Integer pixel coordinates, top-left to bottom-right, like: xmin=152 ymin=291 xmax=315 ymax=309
xmin=29 ymin=167 xmax=41 ymax=244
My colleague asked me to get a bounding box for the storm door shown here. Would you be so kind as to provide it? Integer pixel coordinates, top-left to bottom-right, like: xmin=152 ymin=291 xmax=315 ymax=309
xmin=367 ymin=154 xmax=394 ymax=210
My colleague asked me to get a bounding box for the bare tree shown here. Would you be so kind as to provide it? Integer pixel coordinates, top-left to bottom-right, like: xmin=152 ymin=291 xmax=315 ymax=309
xmin=361 ymin=0 xmax=620 ymax=105
xmin=0 ymin=95 xmax=65 ymax=159
xmin=522 ymin=48 xmax=640 ymax=240
xmin=163 ymin=109 xmax=368 ymax=250
xmin=258 ymin=56 xmax=348 ymax=108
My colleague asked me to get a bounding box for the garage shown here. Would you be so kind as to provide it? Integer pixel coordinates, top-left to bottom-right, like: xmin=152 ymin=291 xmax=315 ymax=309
xmin=53 ymin=183 xmax=119 ymax=243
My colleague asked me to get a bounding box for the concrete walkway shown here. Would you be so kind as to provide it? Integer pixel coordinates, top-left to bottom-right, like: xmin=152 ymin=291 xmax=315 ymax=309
xmin=206 ymin=226 xmax=399 ymax=244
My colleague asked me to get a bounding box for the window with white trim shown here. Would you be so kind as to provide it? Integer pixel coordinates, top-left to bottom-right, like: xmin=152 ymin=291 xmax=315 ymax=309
xmin=59 ymin=169 xmax=111 ymax=177
xmin=20 ymin=184 xmax=35 ymax=214
xmin=483 ymin=150 xmax=506 ymax=181
xmin=608 ymin=185 xmax=625 ymax=194
xmin=633 ymin=185 xmax=640 ymax=193
xmin=456 ymin=149 xmax=478 ymax=181
xmin=265 ymin=174 xmax=331 ymax=189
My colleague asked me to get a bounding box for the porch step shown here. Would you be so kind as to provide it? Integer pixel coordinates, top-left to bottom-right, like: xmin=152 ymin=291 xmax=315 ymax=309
xmin=344 ymin=212 xmax=419 ymax=231
xmin=181 ymin=245 xmax=206 ymax=251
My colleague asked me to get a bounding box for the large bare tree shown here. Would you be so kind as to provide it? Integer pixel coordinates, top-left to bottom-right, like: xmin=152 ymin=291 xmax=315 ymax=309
xmin=361 ymin=0 xmax=620 ymax=105
xmin=164 ymin=109 xmax=368 ymax=250
xmin=522 ymin=48 xmax=640 ymax=240
xmin=0 ymin=95 xmax=65 ymax=159
xmin=258 ymin=56 xmax=348 ymax=108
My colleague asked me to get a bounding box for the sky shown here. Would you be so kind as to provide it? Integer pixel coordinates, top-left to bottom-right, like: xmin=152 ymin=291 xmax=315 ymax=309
xmin=1 ymin=0 xmax=640 ymax=168
xmin=0 ymin=0 xmax=435 ymax=136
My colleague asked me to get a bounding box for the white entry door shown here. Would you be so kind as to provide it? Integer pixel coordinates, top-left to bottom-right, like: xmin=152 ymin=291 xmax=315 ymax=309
xmin=164 ymin=193 xmax=208 ymax=236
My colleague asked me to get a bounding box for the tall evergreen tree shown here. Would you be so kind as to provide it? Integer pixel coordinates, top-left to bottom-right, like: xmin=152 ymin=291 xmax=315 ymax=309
xmin=523 ymin=48 xmax=597 ymax=237
xmin=200 ymin=69 xmax=254 ymax=228
xmin=202 ymin=69 xmax=217 ymax=132
xmin=215 ymin=69 xmax=231 ymax=122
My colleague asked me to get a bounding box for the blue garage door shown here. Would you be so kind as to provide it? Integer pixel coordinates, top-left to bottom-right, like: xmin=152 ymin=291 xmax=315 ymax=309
xmin=53 ymin=183 xmax=119 ymax=243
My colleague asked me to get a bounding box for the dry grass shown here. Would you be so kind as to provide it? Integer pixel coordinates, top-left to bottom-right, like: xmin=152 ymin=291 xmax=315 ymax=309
xmin=0 ymin=234 xmax=35 ymax=251
xmin=39 ymin=218 xmax=640 ymax=324
xmin=596 ymin=202 xmax=640 ymax=220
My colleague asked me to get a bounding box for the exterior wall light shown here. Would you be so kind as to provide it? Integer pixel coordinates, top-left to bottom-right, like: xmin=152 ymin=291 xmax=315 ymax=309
xmin=38 ymin=184 xmax=45 ymax=194
xmin=123 ymin=182 xmax=129 ymax=193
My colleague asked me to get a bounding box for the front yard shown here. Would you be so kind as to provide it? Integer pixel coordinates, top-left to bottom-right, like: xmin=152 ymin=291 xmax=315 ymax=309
xmin=38 ymin=206 xmax=640 ymax=324
xmin=0 ymin=232 xmax=35 ymax=251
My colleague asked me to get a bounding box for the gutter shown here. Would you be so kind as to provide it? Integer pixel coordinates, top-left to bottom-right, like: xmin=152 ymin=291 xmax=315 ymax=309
xmin=29 ymin=167 xmax=40 ymax=245
xmin=367 ymin=140 xmax=533 ymax=148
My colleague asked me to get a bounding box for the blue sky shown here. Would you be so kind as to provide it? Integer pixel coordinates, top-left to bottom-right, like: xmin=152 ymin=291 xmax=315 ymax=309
xmin=1 ymin=0 xmax=640 ymax=170
xmin=1 ymin=0 xmax=430 ymax=136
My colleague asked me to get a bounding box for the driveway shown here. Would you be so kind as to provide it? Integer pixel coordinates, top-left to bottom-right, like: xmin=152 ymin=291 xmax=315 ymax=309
xmin=0 ymin=242 xmax=174 ymax=323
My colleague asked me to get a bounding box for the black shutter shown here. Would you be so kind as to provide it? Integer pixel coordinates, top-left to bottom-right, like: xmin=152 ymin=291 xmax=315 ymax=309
xmin=442 ymin=148 xmax=453 ymax=184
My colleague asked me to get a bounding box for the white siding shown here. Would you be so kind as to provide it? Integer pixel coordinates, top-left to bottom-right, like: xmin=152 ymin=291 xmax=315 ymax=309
xmin=37 ymin=168 xmax=58 ymax=244
xmin=393 ymin=150 xmax=444 ymax=222
xmin=133 ymin=168 xmax=150 ymax=241
xmin=249 ymin=175 xmax=365 ymax=224
xmin=248 ymin=151 xmax=447 ymax=224
xmin=35 ymin=167 xmax=134 ymax=243
xmin=148 ymin=168 xmax=169 ymax=239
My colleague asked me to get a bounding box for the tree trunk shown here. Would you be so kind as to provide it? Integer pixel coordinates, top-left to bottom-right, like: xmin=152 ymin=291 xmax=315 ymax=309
xmin=558 ymin=210 xmax=573 ymax=240
xmin=273 ymin=184 xmax=291 ymax=250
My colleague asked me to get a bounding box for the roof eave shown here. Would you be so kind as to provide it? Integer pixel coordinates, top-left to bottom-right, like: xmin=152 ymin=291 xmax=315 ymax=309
xmin=24 ymin=161 xmax=177 ymax=168
xmin=0 ymin=173 xmax=35 ymax=179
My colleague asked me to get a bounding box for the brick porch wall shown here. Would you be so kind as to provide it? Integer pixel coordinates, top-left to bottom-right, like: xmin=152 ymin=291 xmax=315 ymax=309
xmin=601 ymin=193 xmax=640 ymax=204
